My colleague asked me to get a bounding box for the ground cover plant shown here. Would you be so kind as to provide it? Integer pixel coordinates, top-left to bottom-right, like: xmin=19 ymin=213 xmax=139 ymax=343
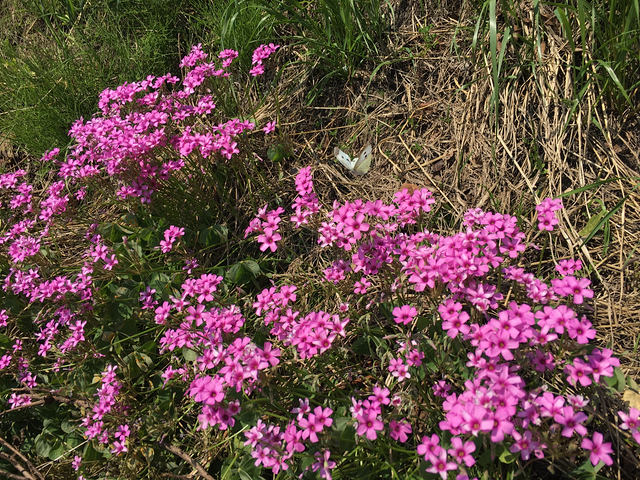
xmin=1 ymin=0 xmax=640 ymax=479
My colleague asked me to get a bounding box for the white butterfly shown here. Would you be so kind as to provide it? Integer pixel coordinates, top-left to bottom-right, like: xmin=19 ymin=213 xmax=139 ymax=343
xmin=333 ymin=144 xmax=373 ymax=176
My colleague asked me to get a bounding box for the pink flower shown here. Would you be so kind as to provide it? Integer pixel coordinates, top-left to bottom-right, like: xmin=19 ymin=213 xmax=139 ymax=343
xmin=111 ymin=440 xmax=128 ymax=455
xmin=311 ymin=450 xmax=336 ymax=480
xmin=461 ymin=405 xmax=494 ymax=436
xmin=355 ymin=410 xmax=384 ymax=440
xmin=263 ymin=121 xmax=276 ymax=134
xmin=510 ymin=430 xmax=544 ymax=460
xmin=581 ymin=432 xmax=614 ymax=466
xmin=392 ymin=305 xmax=417 ymax=325
xmin=448 ymin=436 xmax=476 ymax=467
xmin=389 ymin=419 xmax=412 ymax=443
xmin=369 ymin=385 xmax=390 ymax=405
xmin=565 ymin=358 xmax=593 ymax=387
xmin=555 ymin=406 xmax=588 ymax=438
xmin=257 ymin=228 xmax=281 ymax=252
xmin=426 ymin=450 xmax=458 ymax=479
xmin=353 ymin=277 xmax=371 ymax=294
xmin=417 ymin=434 xmax=442 ymax=460
xmin=299 ymin=408 xmax=331 ymax=442
xmin=618 ymin=407 xmax=640 ymax=431
xmin=115 ymin=424 xmax=131 ymax=441
xmin=388 ymin=357 xmax=411 ymax=381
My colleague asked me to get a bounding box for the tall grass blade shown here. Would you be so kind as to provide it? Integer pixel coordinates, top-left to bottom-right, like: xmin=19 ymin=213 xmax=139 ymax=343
xmin=489 ymin=0 xmax=499 ymax=124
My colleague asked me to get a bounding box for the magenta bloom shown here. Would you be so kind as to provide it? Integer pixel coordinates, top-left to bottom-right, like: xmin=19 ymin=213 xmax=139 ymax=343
xmin=392 ymin=305 xmax=417 ymax=325
xmin=257 ymin=228 xmax=281 ymax=252
xmin=448 ymin=436 xmax=476 ymax=467
xmin=263 ymin=121 xmax=277 ymax=134
xmin=555 ymin=406 xmax=588 ymax=438
xmin=298 ymin=411 xmax=325 ymax=443
xmin=417 ymin=434 xmax=442 ymax=460
xmin=581 ymin=432 xmax=614 ymax=466
xmin=311 ymin=450 xmax=336 ymax=480
xmin=618 ymin=407 xmax=640 ymax=431
xmin=426 ymin=450 xmax=458 ymax=479
xmin=389 ymin=419 xmax=412 ymax=443
xmin=356 ymin=410 xmax=384 ymax=440
xmin=510 ymin=429 xmax=544 ymax=460
xmin=565 ymin=358 xmax=593 ymax=387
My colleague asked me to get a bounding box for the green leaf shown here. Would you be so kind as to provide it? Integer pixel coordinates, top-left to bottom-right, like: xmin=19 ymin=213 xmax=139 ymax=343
xmin=141 ymin=340 xmax=158 ymax=354
xmin=134 ymin=352 xmax=153 ymax=373
xmin=48 ymin=441 xmax=66 ymax=461
xmin=267 ymin=143 xmax=291 ymax=162
xmin=614 ymin=366 xmax=627 ymax=392
xmin=0 ymin=333 xmax=11 ymax=348
xmin=148 ymin=273 xmax=171 ymax=293
xmin=333 ymin=416 xmax=350 ymax=432
xmin=477 ymin=447 xmax=492 ymax=467
xmin=338 ymin=425 xmax=357 ymax=451
xmin=107 ymin=301 xmax=133 ymax=322
xmin=61 ymin=419 xmax=75 ymax=434
xmin=227 ymin=261 xmax=260 ymax=285
xmin=198 ymin=224 xmax=228 ymax=247
xmin=83 ymin=441 xmax=101 ymax=462
xmin=34 ymin=433 xmax=52 ymax=458
xmin=414 ymin=315 xmax=431 ymax=331
xmin=139 ymin=228 xmax=154 ymax=241
xmin=139 ymin=445 xmax=154 ymax=464
xmin=182 ymin=347 xmax=197 ymax=362
xmin=65 ymin=435 xmax=82 ymax=449
xmin=499 ymin=445 xmax=516 ymax=464
xmin=352 ymin=335 xmax=370 ymax=355
xmin=578 ymin=208 xmax=607 ymax=238
xmin=378 ymin=302 xmax=394 ymax=321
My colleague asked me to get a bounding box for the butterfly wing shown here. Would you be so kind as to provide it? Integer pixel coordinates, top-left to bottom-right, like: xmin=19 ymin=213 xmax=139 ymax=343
xmin=334 ymin=147 xmax=356 ymax=171
xmin=353 ymin=144 xmax=372 ymax=175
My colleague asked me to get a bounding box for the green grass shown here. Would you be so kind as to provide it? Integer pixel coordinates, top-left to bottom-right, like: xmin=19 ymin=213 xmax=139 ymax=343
xmin=467 ymin=0 xmax=640 ymax=126
xmin=252 ymin=0 xmax=393 ymax=100
xmin=0 ymin=0 xmax=193 ymax=156
xmin=192 ymin=0 xmax=276 ymax=70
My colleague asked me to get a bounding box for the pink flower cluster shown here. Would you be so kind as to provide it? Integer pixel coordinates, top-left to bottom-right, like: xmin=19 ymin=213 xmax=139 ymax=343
xmin=80 ymin=365 xmax=132 ymax=456
xmin=388 ymin=339 xmax=424 ymax=382
xmin=246 ymin=172 xmax=627 ymax=473
xmin=147 ymin=273 xmax=283 ymax=432
xmin=8 ymin=392 xmax=32 ymax=409
xmin=350 ymin=385 xmax=412 ymax=443
xmin=244 ymin=205 xmax=284 ymax=252
xmin=159 ymin=225 xmax=185 ymax=253
xmin=291 ymin=166 xmax=322 ymax=227
xmin=85 ymin=232 xmax=118 ymax=271
xmin=253 ymin=285 xmax=348 ymax=359
xmin=536 ymin=197 xmax=563 ymax=231
xmin=250 ymin=43 xmax=280 ymax=76
xmin=242 ymin=399 xmax=334 ymax=476
xmin=218 ymin=48 xmax=239 ymax=68
xmin=245 ymin=167 xmax=322 ymax=251
xmin=418 ymin=434 xmax=477 ymax=479
xmin=53 ymin=43 xmax=256 ymax=207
